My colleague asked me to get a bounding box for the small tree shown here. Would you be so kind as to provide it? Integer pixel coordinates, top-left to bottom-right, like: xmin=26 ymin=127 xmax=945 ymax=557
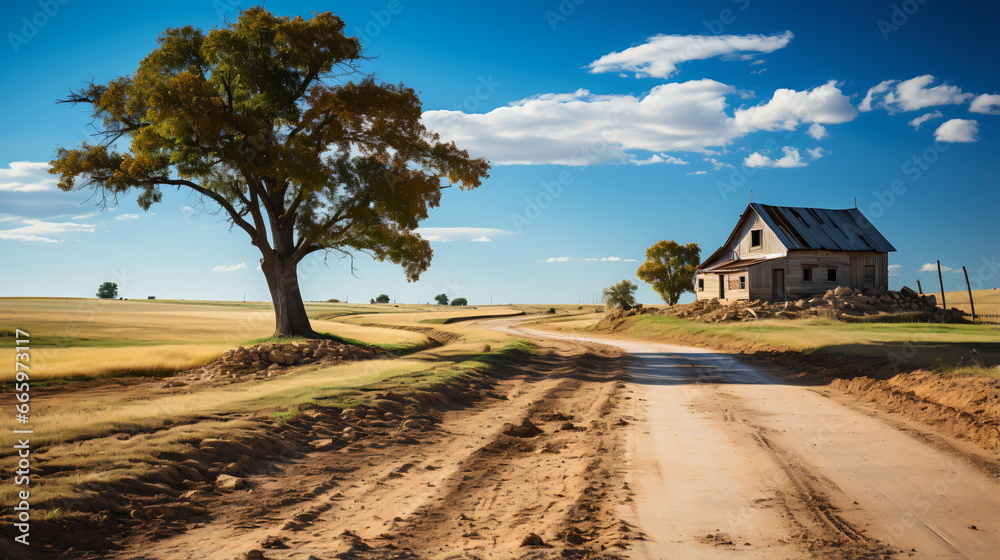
xmin=434 ymin=293 xmax=449 ymax=305
xmin=602 ymin=280 xmax=637 ymax=311
xmin=96 ymin=282 xmax=118 ymax=299
xmin=450 ymin=297 xmax=468 ymax=306
xmin=375 ymin=294 xmax=390 ymax=304
xmin=636 ymin=240 xmax=701 ymax=305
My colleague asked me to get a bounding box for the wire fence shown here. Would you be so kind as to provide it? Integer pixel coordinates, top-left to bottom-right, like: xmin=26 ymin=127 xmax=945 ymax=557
xmin=909 ymin=260 xmax=1000 ymax=324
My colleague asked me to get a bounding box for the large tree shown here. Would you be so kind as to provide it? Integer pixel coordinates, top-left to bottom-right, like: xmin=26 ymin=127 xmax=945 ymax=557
xmin=50 ymin=8 xmax=489 ymax=337
xmin=635 ymin=240 xmax=700 ymax=305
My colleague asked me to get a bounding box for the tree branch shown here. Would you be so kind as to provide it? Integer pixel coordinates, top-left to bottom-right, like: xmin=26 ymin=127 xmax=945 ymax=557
xmin=152 ymin=177 xmax=259 ymax=242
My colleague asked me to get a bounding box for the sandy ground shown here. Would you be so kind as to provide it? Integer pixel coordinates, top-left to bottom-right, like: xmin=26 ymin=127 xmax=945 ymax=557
xmin=102 ymin=335 xmax=634 ymax=560
xmin=502 ymin=322 xmax=1000 ymax=560
xmin=6 ymin=317 xmax=999 ymax=560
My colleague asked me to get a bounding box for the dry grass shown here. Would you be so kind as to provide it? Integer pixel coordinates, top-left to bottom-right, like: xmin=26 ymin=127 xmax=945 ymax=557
xmin=0 ymin=298 xmax=432 ymax=381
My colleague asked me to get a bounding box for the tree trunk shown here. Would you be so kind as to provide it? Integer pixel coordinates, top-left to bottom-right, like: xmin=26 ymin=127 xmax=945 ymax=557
xmin=261 ymin=253 xmax=319 ymax=338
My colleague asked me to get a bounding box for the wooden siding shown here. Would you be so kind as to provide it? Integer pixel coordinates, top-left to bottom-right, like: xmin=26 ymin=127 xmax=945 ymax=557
xmin=734 ymin=212 xmax=786 ymax=257
xmin=849 ymin=252 xmax=889 ymax=289
xmin=695 ymin=271 xmax=750 ymax=302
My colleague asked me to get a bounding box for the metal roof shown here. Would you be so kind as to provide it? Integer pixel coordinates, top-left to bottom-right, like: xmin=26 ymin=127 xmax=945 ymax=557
xmin=750 ymin=203 xmax=896 ymax=252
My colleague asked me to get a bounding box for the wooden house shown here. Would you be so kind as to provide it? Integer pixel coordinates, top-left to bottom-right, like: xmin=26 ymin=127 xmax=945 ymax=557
xmin=695 ymin=203 xmax=896 ymax=302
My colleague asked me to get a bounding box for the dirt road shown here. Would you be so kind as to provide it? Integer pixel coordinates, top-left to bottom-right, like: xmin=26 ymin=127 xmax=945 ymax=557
xmin=497 ymin=321 xmax=1000 ymax=560
xmin=36 ymin=317 xmax=999 ymax=559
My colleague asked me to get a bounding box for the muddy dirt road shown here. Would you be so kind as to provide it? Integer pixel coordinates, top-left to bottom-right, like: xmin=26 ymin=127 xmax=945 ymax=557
xmin=492 ymin=321 xmax=1000 ymax=560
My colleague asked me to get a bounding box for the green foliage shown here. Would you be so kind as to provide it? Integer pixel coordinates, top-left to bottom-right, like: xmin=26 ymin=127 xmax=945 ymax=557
xmin=375 ymin=294 xmax=390 ymax=304
xmin=96 ymin=281 xmax=118 ymax=299
xmin=636 ymin=240 xmax=701 ymax=306
xmin=450 ymin=297 xmax=468 ymax=306
xmin=434 ymin=293 xmax=449 ymax=305
xmin=602 ymin=280 xmax=638 ymax=311
xmin=49 ymin=8 xmax=490 ymax=336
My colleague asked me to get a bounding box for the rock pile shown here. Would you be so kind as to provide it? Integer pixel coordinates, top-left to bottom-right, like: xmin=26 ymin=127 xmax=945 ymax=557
xmin=663 ymin=285 xmax=965 ymax=323
xmin=206 ymin=340 xmax=379 ymax=379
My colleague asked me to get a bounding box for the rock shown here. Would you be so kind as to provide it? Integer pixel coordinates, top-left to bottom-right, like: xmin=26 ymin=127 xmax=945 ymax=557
xmin=267 ymin=351 xmax=284 ymax=364
xmin=215 ymin=474 xmax=246 ymax=490
xmin=520 ymin=533 xmax=546 ymax=547
xmin=900 ymin=286 xmax=918 ymax=299
xmin=244 ymin=551 xmax=267 ymax=560
xmin=308 ymin=439 xmax=336 ymax=451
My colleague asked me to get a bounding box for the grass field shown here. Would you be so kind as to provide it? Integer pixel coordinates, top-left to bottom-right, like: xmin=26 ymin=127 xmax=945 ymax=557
xmin=934 ymin=288 xmax=1000 ymax=321
xmin=538 ymin=309 xmax=1000 ymax=377
xmin=0 ymin=298 xmax=498 ymax=381
xmin=0 ymin=298 xmax=533 ymax=511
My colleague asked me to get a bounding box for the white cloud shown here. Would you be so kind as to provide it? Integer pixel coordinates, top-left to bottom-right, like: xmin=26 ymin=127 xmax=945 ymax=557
xmin=806 ymin=147 xmax=825 ymax=160
xmin=743 ymin=146 xmax=808 ymax=168
xmin=424 ymin=81 xmax=740 ymax=165
xmin=687 ymin=170 xmax=707 ymax=175
xmin=212 ymin=262 xmax=248 ymax=272
xmin=907 ymin=110 xmax=943 ymax=130
xmin=934 ymin=118 xmax=979 ymax=142
xmin=71 ymin=212 xmax=99 ymax=219
xmin=919 ymin=263 xmax=953 ymax=272
xmin=969 ymin=93 xmax=1000 ymax=115
xmin=0 ymin=219 xmax=97 ymax=243
xmin=888 ymin=264 xmax=902 ymax=276
xmin=543 ymin=256 xmax=637 ymax=263
xmin=705 ymin=157 xmax=732 ymax=170
xmin=424 ymin=80 xmax=858 ymax=166
xmin=630 ymin=153 xmax=689 ymax=165
xmin=586 ymin=31 xmax=793 ymax=79
xmin=0 ymin=161 xmax=56 ymax=192
xmin=115 ymin=213 xmax=140 ymax=221
xmin=416 ymin=227 xmax=514 ymax=242
xmin=733 ymin=81 xmax=857 ymax=132
xmin=860 ymin=75 xmax=972 ymax=112
xmin=470 ymin=236 xmax=491 ymax=242
xmin=806 ymin=123 xmax=828 ymax=140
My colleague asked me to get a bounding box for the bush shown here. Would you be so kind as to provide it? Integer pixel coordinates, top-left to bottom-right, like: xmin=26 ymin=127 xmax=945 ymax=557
xmin=451 ymin=297 xmax=468 ymax=306
xmin=434 ymin=293 xmax=449 ymax=305
xmin=375 ymin=294 xmax=390 ymax=303
xmin=602 ymin=280 xmax=637 ymax=311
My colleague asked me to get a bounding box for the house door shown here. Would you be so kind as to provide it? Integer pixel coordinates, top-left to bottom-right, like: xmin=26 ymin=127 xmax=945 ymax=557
xmin=718 ymin=275 xmax=725 ymax=300
xmin=864 ymin=265 xmax=875 ymax=289
xmin=771 ymin=269 xmax=785 ymax=301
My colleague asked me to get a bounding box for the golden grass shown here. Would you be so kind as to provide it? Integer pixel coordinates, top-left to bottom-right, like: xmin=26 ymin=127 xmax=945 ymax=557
xmin=0 ymin=298 xmax=432 ymax=381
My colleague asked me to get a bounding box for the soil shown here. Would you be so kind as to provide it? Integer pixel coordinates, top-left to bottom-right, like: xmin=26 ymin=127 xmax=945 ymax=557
xmin=4 ymin=317 xmax=998 ymax=560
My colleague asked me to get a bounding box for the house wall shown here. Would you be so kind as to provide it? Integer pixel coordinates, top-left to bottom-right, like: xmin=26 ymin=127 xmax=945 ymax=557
xmin=694 ymin=271 xmax=750 ymax=302
xmin=734 ymin=212 xmax=786 ymax=257
xmin=849 ymin=252 xmax=889 ymax=289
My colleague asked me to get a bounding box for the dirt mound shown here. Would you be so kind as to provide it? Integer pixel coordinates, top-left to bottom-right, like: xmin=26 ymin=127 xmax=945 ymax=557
xmin=503 ymin=418 xmax=543 ymax=438
xmin=600 ymin=286 xmax=967 ymax=325
xmin=193 ymin=340 xmax=379 ymax=381
xmin=832 ymin=371 xmax=1000 ymax=453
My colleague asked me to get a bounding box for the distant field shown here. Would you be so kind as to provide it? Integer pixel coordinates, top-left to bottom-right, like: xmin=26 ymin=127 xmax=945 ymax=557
xmin=540 ymin=310 xmax=1000 ymax=376
xmin=934 ymin=288 xmax=1000 ymax=321
xmin=0 ymin=298 xmax=442 ymax=381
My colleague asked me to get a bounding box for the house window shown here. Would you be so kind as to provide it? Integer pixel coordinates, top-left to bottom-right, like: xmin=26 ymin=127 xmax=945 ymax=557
xmin=802 ymin=267 xmax=812 ymax=282
xmin=739 ymin=276 xmax=746 ymax=290
xmin=750 ymin=229 xmax=762 ymax=248
xmin=697 ymin=278 xmax=704 ymax=291
xmin=827 ymin=268 xmax=838 ymax=282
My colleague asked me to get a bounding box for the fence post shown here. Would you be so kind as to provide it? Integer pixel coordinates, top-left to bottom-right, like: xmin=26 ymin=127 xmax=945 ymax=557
xmin=962 ymin=266 xmax=977 ymax=321
xmin=937 ymin=260 xmax=947 ymax=311
xmin=916 ymin=279 xmax=923 ymax=294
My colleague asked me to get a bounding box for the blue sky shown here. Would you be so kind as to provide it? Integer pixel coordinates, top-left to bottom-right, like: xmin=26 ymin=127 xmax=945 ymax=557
xmin=1 ymin=0 xmax=998 ymax=304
